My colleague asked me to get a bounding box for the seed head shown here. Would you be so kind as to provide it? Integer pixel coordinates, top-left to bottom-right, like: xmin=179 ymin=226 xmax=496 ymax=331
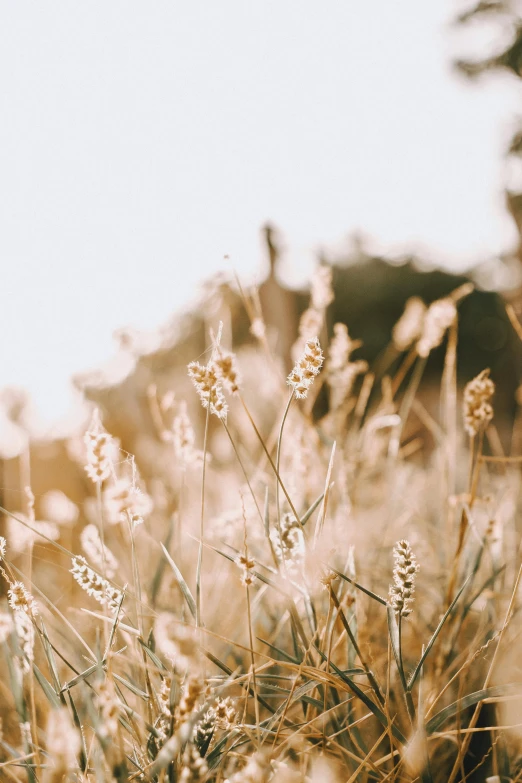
xmin=172 ymin=402 xmax=202 ymax=465
xmin=80 ymin=524 xmax=119 ymax=579
xmin=178 ymin=675 xmax=205 ymax=722
xmin=155 ymin=613 xmax=199 ymax=668
xmin=0 ymin=612 xmax=14 ymax=644
xmin=84 ymin=410 xmax=114 ymax=484
xmin=45 ymin=708 xmax=80 ymax=777
xmin=14 ymin=610 xmax=35 ymax=673
xmin=8 ymin=582 xmax=38 ymax=617
xmin=463 ymin=369 xmax=495 ymax=437
xmin=388 ymin=540 xmax=419 ymax=619
xmin=213 ymin=347 xmax=241 ymax=394
xmin=0 ymin=536 xmax=5 ymax=560
xmin=393 ymin=297 xmax=427 ymax=352
xmin=188 ymin=361 xmax=228 ymax=420
xmin=416 ymin=298 xmax=456 ymax=358
xmin=97 ymin=679 xmax=121 ymax=737
xmin=70 ymin=557 xmax=122 ymax=613
xmin=328 ymin=323 xmax=356 ymax=372
xmin=311 ymin=264 xmax=334 ymax=311
xmin=250 ymin=317 xmax=266 ymax=340
xmin=180 ymin=743 xmax=208 ymax=783
xmin=287 ymin=338 xmax=324 ymax=399
xmin=270 ymin=512 xmax=305 ymax=572
xmin=235 ymin=553 xmax=256 ymax=587
xmin=104 ymin=479 xmax=153 ymax=528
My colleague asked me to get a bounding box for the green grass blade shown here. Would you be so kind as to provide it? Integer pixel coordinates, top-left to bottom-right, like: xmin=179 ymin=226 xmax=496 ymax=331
xmin=408 ymin=573 xmax=472 ymax=690
xmin=426 ymin=683 xmax=521 ymax=734
xmin=333 ymin=569 xmax=387 ymax=605
xmin=300 ymin=491 xmax=325 ymax=526
xmin=32 ymin=662 xmax=61 ymax=708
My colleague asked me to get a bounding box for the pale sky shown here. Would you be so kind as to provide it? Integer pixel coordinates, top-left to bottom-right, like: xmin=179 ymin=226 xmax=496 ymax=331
xmin=0 ymin=1 xmax=520 ymax=425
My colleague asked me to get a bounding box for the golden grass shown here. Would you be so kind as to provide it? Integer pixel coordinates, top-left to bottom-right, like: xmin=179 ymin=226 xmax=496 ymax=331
xmin=0 ymin=277 xmax=521 ymax=783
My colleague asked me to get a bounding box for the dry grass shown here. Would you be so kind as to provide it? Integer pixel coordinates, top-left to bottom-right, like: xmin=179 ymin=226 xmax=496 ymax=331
xmin=1 ymin=273 xmax=522 ymax=783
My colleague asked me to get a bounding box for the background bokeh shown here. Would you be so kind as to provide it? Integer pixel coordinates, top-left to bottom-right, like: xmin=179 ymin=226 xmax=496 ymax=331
xmin=1 ymin=0 xmax=521 ymax=423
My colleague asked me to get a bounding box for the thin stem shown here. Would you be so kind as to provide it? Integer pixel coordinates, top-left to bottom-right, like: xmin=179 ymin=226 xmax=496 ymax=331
xmin=239 ymin=394 xmax=301 ymax=525
xmin=276 ymin=391 xmax=295 ymax=526
xmin=196 ymin=406 xmax=210 ymax=629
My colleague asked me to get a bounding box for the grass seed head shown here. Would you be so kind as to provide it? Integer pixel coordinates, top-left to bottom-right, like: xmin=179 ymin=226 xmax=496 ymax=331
xmin=80 ymin=524 xmax=119 ymax=579
xmin=463 ymin=368 xmax=495 ymax=436
xmin=416 ymin=297 xmax=456 ymax=357
xmin=388 ymin=539 xmax=419 ymax=618
xmin=393 ymin=296 xmax=427 ymax=352
xmin=70 ymin=557 xmax=122 ymax=613
xmin=84 ymin=409 xmax=114 ymax=484
xmin=0 ymin=612 xmax=14 ymax=644
xmin=8 ymin=582 xmax=38 ymax=617
xmin=188 ymin=360 xmax=229 ymax=419
xmin=287 ymin=337 xmax=324 ymax=399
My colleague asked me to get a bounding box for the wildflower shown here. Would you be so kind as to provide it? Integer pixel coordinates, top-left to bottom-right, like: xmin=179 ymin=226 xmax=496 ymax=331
xmin=388 ymin=540 xmax=419 ymax=618
xmin=392 ymin=297 xmax=427 ymax=352
xmin=45 ymin=708 xmax=80 ymax=777
xmin=0 ymin=612 xmax=14 ymax=644
xmin=416 ymin=298 xmax=456 ymax=358
xmin=84 ymin=409 xmax=114 ymax=484
xmin=104 ymin=479 xmax=153 ymax=527
xmin=70 ymin=557 xmax=122 ymax=613
xmin=213 ymin=347 xmax=241 ymax=394
xmin=80 ymin=524 xmax=119 ymax=579
xmin=235 ymin=553 xmax=255 ymax=587
xmin=188 ymin=361 xmax=228 ymax=420
xmin=14 ymin=610 xmax=34 ymax=674
xmin=463 ymin=369 xmax=495 ymax=437
xmin=287 ymin=338 xmax=324 ymax=399
xmin=8 ymin=582 xmax=38 ymax=617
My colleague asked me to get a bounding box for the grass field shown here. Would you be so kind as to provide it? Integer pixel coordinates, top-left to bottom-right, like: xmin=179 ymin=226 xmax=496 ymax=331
xmin=1 ymin=271 xmax=522 ymax=782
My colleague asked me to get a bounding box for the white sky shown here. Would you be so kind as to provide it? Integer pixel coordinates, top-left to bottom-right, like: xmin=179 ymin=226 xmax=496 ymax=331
xmin=0 ymin=1 xmax=520 ymax=424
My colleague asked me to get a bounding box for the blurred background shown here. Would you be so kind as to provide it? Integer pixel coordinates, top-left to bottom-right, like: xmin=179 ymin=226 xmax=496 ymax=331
xmin=1 ymin=0 xmax=522 ymax=432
